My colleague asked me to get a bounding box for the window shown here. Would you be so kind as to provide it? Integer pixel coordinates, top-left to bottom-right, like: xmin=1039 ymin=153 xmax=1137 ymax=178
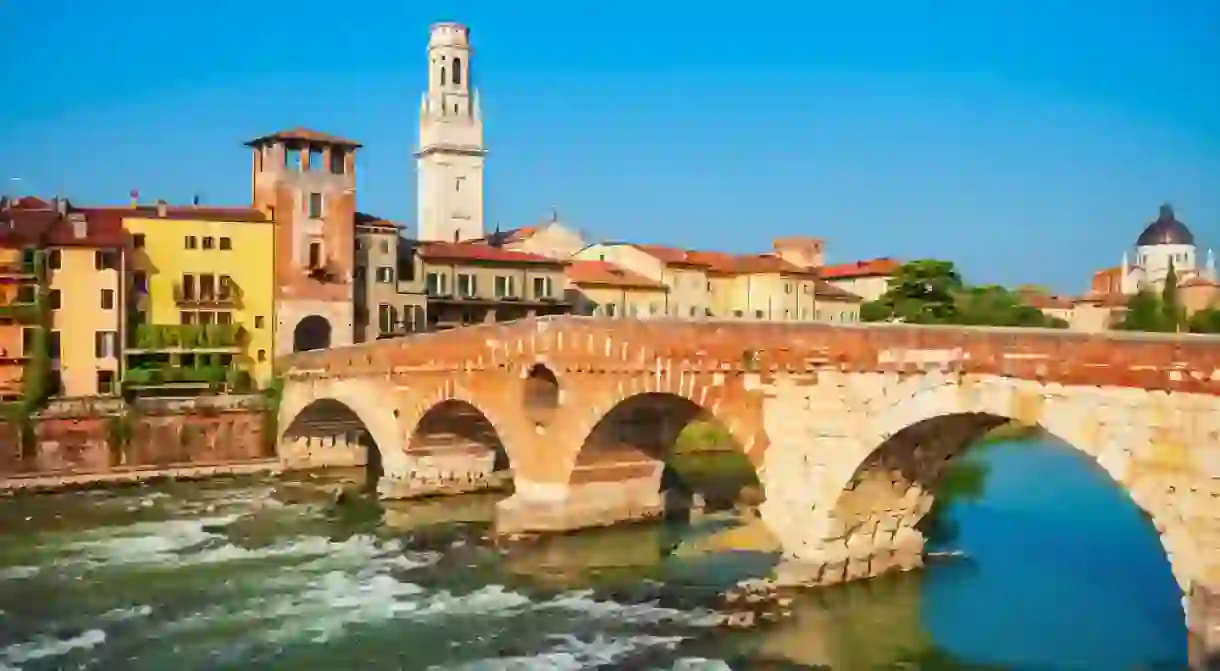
xmin=378 ymin=304 xmax=394 ymax=333
xmin=494 ymin=275 xmax=515 ymax=298
xmin=217 ymin=311 xmax=232 ymax=325
xmin=532 ymin=276 xmax=552 ymax=299
xmin=133 ymin=271 xmax=148 ymax=293
xmin=784 ymin=282 xmax=792 ymax=294
xmin=198 ymin=312 xmax=215 ymax=325
xmin=133 ymin=234 xmax=146 ymax=249
xmin=425 ymin=272 xmax=447 ymax=296
xmin=48 ymin=330 xmax=61 ymax=360
xmin=455 ymin=177 xmax=464 ymax=192
xmin=48 ymin=290 xmax=61 ymax=310
xmin=606 ymin=303 xmax=617 ymax=318
xmin=330 ymin=148 xmax=346 ymax=175
xmin=100 ymin=289 xmax=114 ymax=310
xmin=94 ymin=331 xmax=117 ymax=358
xmin=21 ymin=328 xmax=35 ymax=355
xmin=200 ymin=274 xmax=216 ymax=301
xmin=181 ymin=311 xmax=195 ymax=325
xmin=15 ymin=284 xmax=35 ymax=304
xmin=255 ymin=316 xmax=265 ymax=329
xmin=185 ymin=235 xmax=197 ymax=249
xmin=48 ymin=250 xmax=61 ymax=269
xmin=308 ymin=241 xmax=323 ymax=268
xmin=307 ymin=146 xmax=323 ymax=171
xmin=457 ymin=273 xmax=476 ymax=297
xmin=379 ymin=239 xmax=390 ymax=253
xmin=97 ymin=370 xmax=115 ymax=395
xmin=219 ymin=237 xmax=231 ymax=250
xmin=754 ymin=310 xmax=764 ymax=319
xmin=453 ymin=57 xmax=463 ymax=86
xmin=375 ymin=267 xmax=394 ymax=283
xmin=95 ymin=250 xmax=118 ymax=270
xmin=218 ymin=275 xmax=233 ymax=300
xmin=308 ymin=192 xmax=324 ymax=219
xmin=202 ymin=236 xmax=215 ymax=250
xmin=257 ymin=349 xmax=267 ymax=362
xmin=285 ymin=145 xmax=301 ymax=170
xmin=689 ymin=306 xmax=697 ymax=318
xmin=182 ymin=274 xmax=196 ymax=300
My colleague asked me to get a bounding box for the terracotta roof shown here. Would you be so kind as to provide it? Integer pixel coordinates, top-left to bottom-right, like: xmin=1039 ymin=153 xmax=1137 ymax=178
xmin=631 ymin=244 xmax=819 ymax=276
xmin=355 ymin=212 xmax=400 ymax=230
xmin=418 ymin=242 xmax=565 ymax=265
xmin=0 ymin=209 xmax=58 ymax=247
xmin=45 ymin=210 xmax=126 ymax=247
xmin=1018 ymin=291 xmax=1075 ymax=310
xmin=1075 ymin=292 xmax=1128 ymax=308
xmin=818 ymin=257 xmax=901 ymax=279
xmin=566 ymin=260 xmax=667 ymax=290
xmin=814 ymin=280 xmax=863 ymax=303
xmin=244 ymin=127 xmax=362 ymax=148
xmin=7 ymin=196 xmax=51 ymax=210
xmin=1180 ymin=276 xmax=1220 ymax=289
xmin=76 ymin=204 xmax=268 ymax=223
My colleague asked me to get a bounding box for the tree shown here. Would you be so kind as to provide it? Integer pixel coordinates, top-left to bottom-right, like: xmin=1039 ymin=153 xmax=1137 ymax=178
xmin=1161 ymin=260 xmax=1184 ymax=332
xmin=1116 ymin=288 xmax=1170 ymax=332
xmin=871 ymin=260 xmax=964 ymax=324
xmin=1188 ymin=308 xmax=1220 ymax=334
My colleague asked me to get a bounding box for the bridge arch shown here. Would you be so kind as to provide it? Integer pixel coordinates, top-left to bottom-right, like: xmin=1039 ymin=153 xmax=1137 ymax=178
xmin=407 ymin=398 xmax=511 ymax=470
xmin=399 ymin=383 xmax=521 ymax=472
xmin=775 ymin=375 xmax=1208 ymax=602
xmin=277 ymin=377 xmax=406 ymax=484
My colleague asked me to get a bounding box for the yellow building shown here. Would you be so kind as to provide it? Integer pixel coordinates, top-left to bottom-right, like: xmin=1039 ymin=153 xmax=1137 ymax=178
xmin=43 ymin=209 xmax=125 ymax=397
xmin=119 ymin=204 xmax=276 ymax=389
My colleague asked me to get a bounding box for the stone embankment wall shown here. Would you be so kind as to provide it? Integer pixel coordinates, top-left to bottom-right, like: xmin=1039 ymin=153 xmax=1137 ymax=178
xmin=0 ymin=395 xmax=271 ymax=484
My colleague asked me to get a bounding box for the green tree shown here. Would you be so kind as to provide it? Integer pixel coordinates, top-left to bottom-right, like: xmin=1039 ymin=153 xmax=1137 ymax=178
xmin=1161 ymin=261 xmax=1183 ymax=332
xmin=872 ymin=260 xmax=964 ymax=324
xmin=1116 ymin=288 xmax=1171 ymax=332
xmin=1188 ymin=307 xmax=1220 ymax=334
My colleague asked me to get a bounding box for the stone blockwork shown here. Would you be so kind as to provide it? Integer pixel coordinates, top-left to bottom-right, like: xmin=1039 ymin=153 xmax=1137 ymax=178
xmin=279 ymin=316 xmax=1220 ymax=652
xmin=0 ymin=395 xmax=271 ymax=482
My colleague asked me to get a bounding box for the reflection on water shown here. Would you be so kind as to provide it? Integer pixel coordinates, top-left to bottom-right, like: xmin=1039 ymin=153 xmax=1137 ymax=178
xmin=0 ymin=438 xmax=1192 ymax=670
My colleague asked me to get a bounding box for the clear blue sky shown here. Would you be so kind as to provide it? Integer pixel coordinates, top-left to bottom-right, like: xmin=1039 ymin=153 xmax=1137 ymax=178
xmin=3 ymin=0 xmax=1218 ymax=293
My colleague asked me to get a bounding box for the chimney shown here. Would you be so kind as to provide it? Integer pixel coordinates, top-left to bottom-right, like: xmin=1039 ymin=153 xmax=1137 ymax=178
xmin=156 ymin=199 xmax=168 ymax=218
xmin=54 ymin=196 xmax=67 ymax=216
xmin=68 ymin=213 xmax=88 ymax=239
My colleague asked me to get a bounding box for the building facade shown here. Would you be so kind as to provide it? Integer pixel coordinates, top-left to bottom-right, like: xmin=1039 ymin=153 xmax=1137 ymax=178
xmin=248 ymin=128 xmax=359 ymax=354
xmin=565 ymin=260 xmax=668 ymax=317
xmin=354 ymin=214 xmax=426 ymax=342
xmin=410 ymin=242 xmax=569 ymax=329
xmin=417 ymin=22 xmax=486 ymax=243
xmin=818 ymin=258 xmax=900 ymax=303
xmin=119 ymin=204 xmax=276 ymax=387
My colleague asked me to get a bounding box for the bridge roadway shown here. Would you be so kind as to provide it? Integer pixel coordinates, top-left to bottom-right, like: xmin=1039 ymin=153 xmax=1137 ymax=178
xmin=276 ymin=316 xmax=1220 ymax=666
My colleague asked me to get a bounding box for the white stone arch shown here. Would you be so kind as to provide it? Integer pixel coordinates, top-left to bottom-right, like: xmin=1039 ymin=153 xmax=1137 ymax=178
xmin=398 ymin=380 xmax=520 ymax=471
xmin=278 ymin=377 xmax=408 ymax=476
xmin=824 ymin=374 xmax=1209 ymax=595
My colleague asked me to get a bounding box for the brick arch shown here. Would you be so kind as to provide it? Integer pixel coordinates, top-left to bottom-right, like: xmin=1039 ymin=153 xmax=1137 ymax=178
xmin=560 ymin=372 xmax=759 ymax=485
xmin=278 ymin=377 xmax=408 ymax=475
xmin=396 ymin=378 xmax=523 ymax=471
xmin=810 ymin=375 xmax=1208 ymax=597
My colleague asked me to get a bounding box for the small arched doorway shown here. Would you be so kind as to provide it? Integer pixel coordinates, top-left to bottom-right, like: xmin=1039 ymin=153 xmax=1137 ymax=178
xmin=293 ymin=315 xmax=332 ymax=352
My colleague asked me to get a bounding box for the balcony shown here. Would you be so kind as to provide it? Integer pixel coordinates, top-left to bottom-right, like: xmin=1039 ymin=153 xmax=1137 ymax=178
xmin=174 ymin=281 xmax=242 ymax=308
xmin=125 ymin=323 xmax=245 ymax=355
xmin=122 ymin=363 xmax=253 ymax=396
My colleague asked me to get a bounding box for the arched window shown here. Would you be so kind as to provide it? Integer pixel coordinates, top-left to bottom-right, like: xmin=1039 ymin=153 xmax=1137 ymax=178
xmin=453 ymin=58 xmax=463 ymax=85
xmin=440 ymin=66 xmax=446 ymax=86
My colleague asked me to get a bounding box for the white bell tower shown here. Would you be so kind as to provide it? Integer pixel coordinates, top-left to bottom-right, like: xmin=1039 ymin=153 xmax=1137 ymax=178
xmin=416 ymin=22 xmax=486 ymax=242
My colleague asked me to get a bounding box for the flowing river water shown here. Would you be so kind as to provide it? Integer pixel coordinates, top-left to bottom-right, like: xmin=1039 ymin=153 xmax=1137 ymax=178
xmin=0 ymin=440 xmax=1191 ymax=670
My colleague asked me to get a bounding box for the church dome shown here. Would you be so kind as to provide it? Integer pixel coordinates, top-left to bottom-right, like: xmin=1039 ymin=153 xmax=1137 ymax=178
xmin=1136 ymin=203 xmax=1195 ymax=246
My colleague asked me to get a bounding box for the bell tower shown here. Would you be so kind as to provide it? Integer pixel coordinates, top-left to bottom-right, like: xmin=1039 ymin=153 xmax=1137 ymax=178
xmin=416 ymin=22 xmax=486 ymax=242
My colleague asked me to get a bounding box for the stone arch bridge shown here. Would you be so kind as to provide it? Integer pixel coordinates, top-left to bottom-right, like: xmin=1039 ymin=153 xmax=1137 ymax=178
xmin=277 ymin=316 xmax=1220 ymax=660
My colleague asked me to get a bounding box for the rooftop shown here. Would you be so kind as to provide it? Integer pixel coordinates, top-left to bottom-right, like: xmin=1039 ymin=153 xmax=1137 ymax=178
xmin=814 ymin=281 xmax=863 ymax=303
xmin=244 ymin=127 xmax=363 ymax=148
xmin=629 ymin=244 xmax=820 ymax=277
xmin=418 ymin=242 xmax=565 ymax=265
xmin=566 ymin=260 xmax=668 ymax=290
xmin=818 ymin=257 xmax=901 ymax=279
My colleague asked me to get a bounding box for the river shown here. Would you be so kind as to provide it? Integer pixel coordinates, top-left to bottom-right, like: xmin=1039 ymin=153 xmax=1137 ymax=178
xmin=0 ymin=439 xmax=1190 ymax=670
